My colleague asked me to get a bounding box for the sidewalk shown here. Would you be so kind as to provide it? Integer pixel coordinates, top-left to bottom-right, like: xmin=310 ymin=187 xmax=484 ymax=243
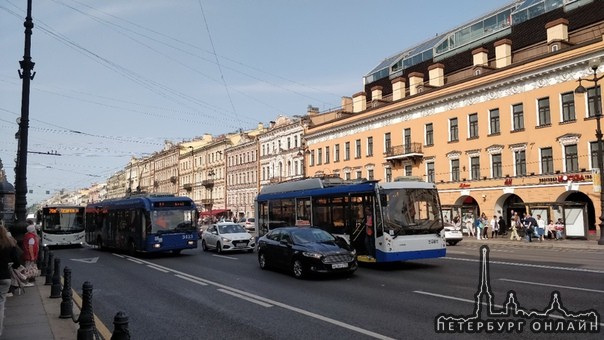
xmin=3 ymin=276 xmax=78 ymax=340
xmin=460 ymin=233 xmax=604 ymax=251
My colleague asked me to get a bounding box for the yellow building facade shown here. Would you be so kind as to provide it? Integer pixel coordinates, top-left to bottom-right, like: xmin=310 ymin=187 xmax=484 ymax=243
xmin=305 ymin=3 xmax=604 ymax=239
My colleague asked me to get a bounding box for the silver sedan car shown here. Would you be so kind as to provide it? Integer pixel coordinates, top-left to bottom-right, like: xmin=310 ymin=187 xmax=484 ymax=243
xmin=201 ymin=222 xmax=255 ymax=253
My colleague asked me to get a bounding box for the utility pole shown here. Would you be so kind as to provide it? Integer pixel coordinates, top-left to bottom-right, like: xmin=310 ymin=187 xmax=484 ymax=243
xmin=13 ymin=0 xmax=35 ymax=240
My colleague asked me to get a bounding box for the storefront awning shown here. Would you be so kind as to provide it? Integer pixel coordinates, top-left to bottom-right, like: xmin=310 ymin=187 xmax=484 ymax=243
xmin=200 ymin=209 xmax=230 ymax=216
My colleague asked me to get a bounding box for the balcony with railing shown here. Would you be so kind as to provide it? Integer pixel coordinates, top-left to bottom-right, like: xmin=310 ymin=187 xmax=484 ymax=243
xmin=385 ymin=143 xmax=423 ymax=162
xmin=201 ymin=179 xmax=214 ymax=188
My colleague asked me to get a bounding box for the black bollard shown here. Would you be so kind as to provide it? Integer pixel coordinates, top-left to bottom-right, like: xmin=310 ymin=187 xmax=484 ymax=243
xmin=110 ymin=311 xmax=131 ymax=340
xmin=60 ymin=266 xmax=73 ymax=318
xmin=40 ymin=246 xmax=48 ymax=276
xmin=50 ymin=257 xmax=62 ymax=298
xmin=76 ymin=281 xmax=96 ymax=340
xmin=36 ymin=241 xmax=44 ymax=272
xmin=45 ymin=252 xmax=54 ymax=285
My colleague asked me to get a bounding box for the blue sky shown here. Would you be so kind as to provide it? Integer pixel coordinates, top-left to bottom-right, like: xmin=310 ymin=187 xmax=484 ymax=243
xmin=0 ymin=0 xmax=511 ymax=204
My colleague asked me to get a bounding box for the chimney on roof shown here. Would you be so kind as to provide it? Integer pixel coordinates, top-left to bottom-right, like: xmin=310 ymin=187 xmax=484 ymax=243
xmin=341 ymin=96 xmax=353 ymax=112
xmin=546 ymin=18 xmax=571 ymax=52
xmin=391 ymin=77 xmax=406 ymax=101
xmin=408 ymin=72 xmax=424 ymax=96
xmin=352 ymin=92 xmax=367 ymax=113
xmin=494 ymin=39 xmax=512 ymax=69
xmin=428 ymin=64 xmax=444 ymax=87
xmin=472 ymin=47 xmax=489 ymax=67
xmin=307 ymin=105 xmax=319 ymax=115
xmin=371 ymin=86 xmax=383 ymax=101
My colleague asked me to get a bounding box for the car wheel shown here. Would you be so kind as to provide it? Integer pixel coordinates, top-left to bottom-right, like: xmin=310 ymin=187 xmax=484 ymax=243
xmin=201 ymin=240 xmax=208 ymax=251
xmin=292 ymin=259 xmax=305 ymax=279
xmin=258 ymin=252 xmax=268 ymax=269
xmin=216 ymin=242 xmax=222 ymax=253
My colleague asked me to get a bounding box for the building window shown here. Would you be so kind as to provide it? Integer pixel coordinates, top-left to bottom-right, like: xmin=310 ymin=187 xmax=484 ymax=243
xmin=489 ymin=109 xmax=500 ymax=135
xmin=317 ymin=148 xmax=322 ymax=165
xmin=345 ymin=172 xmax=351 ymax=180
xmin=512 ymin=103 xmax=524 ymax=131
xmin=470 ymin=156 xmax=480 ymax=180
xmin=356 ymin=170 xmax=362 ymax=179
xmin=404 ymin=128 xmax=411 ymax=152
xmin=514 ymin=150 xmax=526 ymax=176
xmin=587 ymin=86 xmax=601 ymax=118
xmin=334 ymin=144 xmax=340 ymax=162
xmin=309 ymin=150 xmax=315 ymax=166
xmin=355 ymin=139 xmax=361 ymax=158
xmin=468 ymin=113 xmax=478 ymax=139
xmin=426 ymin=162 xmax=435 ymax=183
xmin=385 ymin=133 xmax=391 ymax=154
xmin=367 ymin=137 xmax=373 ymax=156
xmin=425 ymin=123 xmax=434 ymax=146
xmin=541 ymin=147 xmax=554 ymax=174
xmin=344 ymin=142 xmax=350 ymax=161
xmin=538 ymin=97 xmax=551 ymax=126
xmin=564 ymin=144 xmax=578 ymax=172
xmin=492 ymin=154 xmax=502 ymax=178
xmin=368 ymin=169 xmax=374 ymax=180
xmin=591 ymin=141 xmax=601 ymax=169
xmin=449 ymin=118 xmax=458 ymax=142
xmin=287 ymin=137 xmax=291 ymax=149
xmin=325 ymin=146 xmax=330 ymax=164
xmin=451 ymin=159 xmax=460 ymax=182
xmin=561 ymin=92 xmax=576 ymax=122
xmin=404 ymin=165 xmax=412 ymax=176
xmin=385 ymin=167 xmax=392 ymax=182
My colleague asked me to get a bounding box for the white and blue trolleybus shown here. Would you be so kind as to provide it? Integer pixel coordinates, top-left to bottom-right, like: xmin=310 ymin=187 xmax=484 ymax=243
xmin=255 ymin=176 xmax=446 ymax=263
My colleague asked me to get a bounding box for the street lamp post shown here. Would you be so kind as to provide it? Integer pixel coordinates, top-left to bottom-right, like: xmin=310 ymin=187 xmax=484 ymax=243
xmin=208 ymin=169 xmax=215 ymax=218
xmin=13 ymin=0 xmax=35 ymax=240
xmin=575 ymin=57 xmax=604 ymax=245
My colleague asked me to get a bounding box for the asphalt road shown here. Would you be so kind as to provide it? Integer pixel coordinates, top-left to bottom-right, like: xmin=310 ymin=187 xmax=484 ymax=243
xmin=50 ymin=243 xmax=603 ymax=339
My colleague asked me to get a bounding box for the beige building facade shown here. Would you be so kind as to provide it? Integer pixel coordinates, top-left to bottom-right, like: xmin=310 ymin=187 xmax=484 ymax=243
xmin=305 ymin=1 xmax=604 ymax=238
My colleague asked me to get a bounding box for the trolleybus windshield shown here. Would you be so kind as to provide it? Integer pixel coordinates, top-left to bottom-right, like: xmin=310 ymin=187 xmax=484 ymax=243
xmin=42 ymin=207 xmax=84 ymax=234
xmin=381 ymin=188 xmax=442 ymax=235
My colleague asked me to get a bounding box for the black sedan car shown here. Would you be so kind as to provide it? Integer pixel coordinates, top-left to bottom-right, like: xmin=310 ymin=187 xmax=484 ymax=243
xmin=257 ymin=227 xmax=357 ymax=279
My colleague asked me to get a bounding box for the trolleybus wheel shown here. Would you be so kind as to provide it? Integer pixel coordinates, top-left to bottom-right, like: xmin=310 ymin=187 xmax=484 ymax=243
xmin=292 ymin=259 xmax=305 ymax=279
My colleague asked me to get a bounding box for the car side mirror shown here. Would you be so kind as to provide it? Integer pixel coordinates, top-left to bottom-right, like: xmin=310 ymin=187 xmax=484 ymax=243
xmin=280 ymin=239 xmax=291 ymax=246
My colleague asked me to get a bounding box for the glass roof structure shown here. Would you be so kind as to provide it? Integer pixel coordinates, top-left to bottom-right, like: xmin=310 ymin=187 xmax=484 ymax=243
xmin=363 ymin=0 xmax=593 ymax=85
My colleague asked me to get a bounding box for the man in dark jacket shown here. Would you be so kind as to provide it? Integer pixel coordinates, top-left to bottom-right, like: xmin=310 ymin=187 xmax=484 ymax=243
xmin=523 ymin=213 xmax=538 ymax=243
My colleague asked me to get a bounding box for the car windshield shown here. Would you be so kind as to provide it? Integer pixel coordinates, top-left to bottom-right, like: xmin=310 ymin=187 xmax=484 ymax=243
xmin=219 ymin=224 xmax=246 ymax=234
xmin=380 ymin=188 xmax=443 ymax=234
xmin=290 ymin=228 xmax=335 ymax=244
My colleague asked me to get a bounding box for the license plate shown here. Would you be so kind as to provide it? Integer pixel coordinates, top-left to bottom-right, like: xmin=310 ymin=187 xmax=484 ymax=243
xmin=332 ymin=263 xmax=348 ymax=269
xmin=236 ymin=243 xmax=247 ymax=248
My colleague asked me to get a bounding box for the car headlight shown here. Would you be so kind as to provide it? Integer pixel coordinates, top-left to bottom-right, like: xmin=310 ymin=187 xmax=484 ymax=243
xmin=302 ymin=252 xmax=322 ymax=259
xmin=221 ymin=237 xmax=231 ymax=242
xmin=350 ymin=249 xmax=356 ymax=256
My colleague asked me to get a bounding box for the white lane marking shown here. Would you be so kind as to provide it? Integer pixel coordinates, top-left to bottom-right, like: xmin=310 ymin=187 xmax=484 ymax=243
xmin=499 ymin=278 xmax=604 ymax=294
xmin=147 ymin=265 xmax=170 ymax=273
xmin=120 ymin=255 xmax=395 ymax=340
xmin=414 ymin=291 xmax=604 ymax=326
xmin=212 ymin=254 xmax=238 ymax=260
xmin=217 ymin=288 xmax=274 ymax=307
xmin=175 ymin=274 xmax=208 ymax=286
xmin=112 ymin=254 xmax=125 ymax=258
xmin=445 ymin=250 xmax=467 ymax=254
xmin=126 ymin=258 xmax=143 ymax=264
xmin=444 ymin=257 xmax=604 ymax=274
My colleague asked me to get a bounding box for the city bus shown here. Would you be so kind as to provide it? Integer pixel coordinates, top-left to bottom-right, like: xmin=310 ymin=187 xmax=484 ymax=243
xmin=85 ymin=194 xmax=198 ymax=254
xmin=255 ymin=176 xmax=446 ymax=263
xmin=36 ymin=205 xmax=86 ymax=247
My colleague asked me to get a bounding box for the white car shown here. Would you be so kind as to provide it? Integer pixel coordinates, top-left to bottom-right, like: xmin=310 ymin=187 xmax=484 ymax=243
xmin=444 ymin=222 xmax=463 ymax=246
xmin=238 ymin=217 xmax=256 ymax=232
xmin=201 ymin=222 xmax=255 ymax=253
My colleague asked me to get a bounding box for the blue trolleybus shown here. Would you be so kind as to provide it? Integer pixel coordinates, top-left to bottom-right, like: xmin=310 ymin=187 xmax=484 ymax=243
xmin=255 ymin=176 xmax=446 ymax=263
xmin=85 ymin=194 xmax=198 ymax=254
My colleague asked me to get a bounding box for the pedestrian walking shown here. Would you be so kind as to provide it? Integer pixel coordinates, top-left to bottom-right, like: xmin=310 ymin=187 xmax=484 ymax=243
xmin=524 ymin=213 xmax=537 ymax=243
xmin=498 ymin=216 xmax=507 ymax=236
xmin=0 ymin=223 xmax=22 ymax=336
xmin=22 ymin=220 xmax=40 ymax=283
xmin=491 ymin=215 xmax=499 ymax=238
xmin=474 ymin=216 xmax=482 ymax=240
xmin=510 ymin=213 xmax=521 ymax=241
xmin=481 ymin=213 xmax=489 ymax=239
xmin=536 ymin=214 xmax=545 ymax=242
